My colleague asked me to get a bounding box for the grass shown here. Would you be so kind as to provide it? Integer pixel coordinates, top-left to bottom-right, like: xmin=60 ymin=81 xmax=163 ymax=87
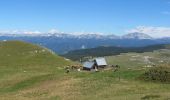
xmin=0 ymin=74 xmax=55 ymax=93
xmin=0 ymin=70 xmax=170 ymax=100
xmin=0 ymin=41 xmax=170 ymax=100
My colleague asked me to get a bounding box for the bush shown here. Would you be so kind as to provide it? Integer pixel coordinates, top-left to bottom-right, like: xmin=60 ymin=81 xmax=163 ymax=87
xmin=140 ymin=65 xmax=170 ymax=83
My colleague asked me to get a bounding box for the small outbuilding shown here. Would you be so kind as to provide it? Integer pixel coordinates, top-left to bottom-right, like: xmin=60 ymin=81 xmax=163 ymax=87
xmin=82 ymin=57 xmax=107 ymax=70
xmin=83 ymin=61 xmax=95 ymax=70
xmin=94 ymin=57 xmax=107 ymax=68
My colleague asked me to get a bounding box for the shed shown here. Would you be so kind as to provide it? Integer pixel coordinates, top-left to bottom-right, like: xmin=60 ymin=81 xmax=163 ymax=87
xmin=95 ymin=57 xmax=107 ymax=68
xmin=83 ymin=61 xmax=95 ymax=70
xmin=82 ymin=57 xmax=107 ymax=70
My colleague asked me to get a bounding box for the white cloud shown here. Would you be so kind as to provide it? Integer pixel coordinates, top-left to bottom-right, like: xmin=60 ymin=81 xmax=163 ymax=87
xmin=48 ymin=29 xmax=62 ymax=34
xmin=23 ymin=30 xmax=41 ymax=34
xmin=0 ymin=30 xmax=42 ymax=35
xmin=71 ymin=31 xmax=104 ymax=35
xmin=0 ymin=29 xmax=104 ymax=36
xmin=126 ymin=26 xmax=170 ymax=38
xmin=48 ymin=29 xmax=104 ymax=35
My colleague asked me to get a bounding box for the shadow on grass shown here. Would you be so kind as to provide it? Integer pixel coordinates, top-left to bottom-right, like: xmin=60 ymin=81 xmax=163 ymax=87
xmin=141 ymin=94 xmax=160 ymax=100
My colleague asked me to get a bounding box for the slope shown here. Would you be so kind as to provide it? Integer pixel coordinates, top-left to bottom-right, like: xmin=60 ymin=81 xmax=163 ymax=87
xmin=0 ymin=40 xmax=73 ymax=93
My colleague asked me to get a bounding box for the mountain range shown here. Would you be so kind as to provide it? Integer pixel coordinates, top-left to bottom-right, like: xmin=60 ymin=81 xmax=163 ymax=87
xmin=0 ymin=32 xmax=170 ymax=54
xmin=0 ymin=32 xmax=153 ymax=39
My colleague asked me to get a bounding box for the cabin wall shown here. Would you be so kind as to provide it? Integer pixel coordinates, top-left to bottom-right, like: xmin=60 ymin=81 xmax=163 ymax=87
xmin=83 ymin=67 xmax=91 ymax=71
xmin=98 ymin=65 xmax=107 ymax=68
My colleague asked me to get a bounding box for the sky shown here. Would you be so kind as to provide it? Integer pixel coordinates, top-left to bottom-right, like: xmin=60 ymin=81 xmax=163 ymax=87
xmin=0 ymin=0 xmax=170 ymax=37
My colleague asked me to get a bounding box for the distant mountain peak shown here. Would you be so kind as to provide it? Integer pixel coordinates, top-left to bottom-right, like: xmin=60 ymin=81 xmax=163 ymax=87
xmin=0 ymin=32 xmax=156 ymax=40
xmin=122 ymin=32 xmax=153 ymax=39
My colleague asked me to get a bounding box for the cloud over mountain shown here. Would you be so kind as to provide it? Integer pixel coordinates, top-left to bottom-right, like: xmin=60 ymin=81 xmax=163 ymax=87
xmin=126 ymin=26 xmax=170 ymax=38
xmin=0 ymin=30 xmax=41 ymax=35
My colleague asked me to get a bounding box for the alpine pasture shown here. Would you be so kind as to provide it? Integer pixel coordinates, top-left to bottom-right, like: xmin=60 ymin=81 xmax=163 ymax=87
xmin=0 ymin=41 xmax=170 ymax=100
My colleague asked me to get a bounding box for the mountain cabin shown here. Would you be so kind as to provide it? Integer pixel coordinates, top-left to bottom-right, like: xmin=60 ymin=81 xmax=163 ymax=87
xmin=83 ymin=57 xmax=107 ymax=70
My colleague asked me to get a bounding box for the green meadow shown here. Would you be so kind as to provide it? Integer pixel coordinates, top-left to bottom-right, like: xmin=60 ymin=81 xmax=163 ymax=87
xmin=0 ymin=41 xmax=170 ymax=100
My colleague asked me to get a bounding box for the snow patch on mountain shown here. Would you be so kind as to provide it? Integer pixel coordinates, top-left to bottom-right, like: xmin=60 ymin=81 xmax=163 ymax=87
xmin=0 ymin=31 xmax=160 ymax=40
xmin=122 ymin=32 xmax=153 ymax=39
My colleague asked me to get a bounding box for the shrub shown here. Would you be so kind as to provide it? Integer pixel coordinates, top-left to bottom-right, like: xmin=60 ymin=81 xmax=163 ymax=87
xmin=140 ymin=65 xmax=170 ymax=83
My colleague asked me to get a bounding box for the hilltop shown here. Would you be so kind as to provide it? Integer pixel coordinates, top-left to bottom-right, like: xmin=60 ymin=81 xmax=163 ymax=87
xmin=0 ymin=40 xmax=72 ymax=68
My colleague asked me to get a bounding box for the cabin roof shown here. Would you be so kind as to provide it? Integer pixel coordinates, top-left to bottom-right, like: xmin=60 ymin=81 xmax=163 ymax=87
xmin=83 ymin=61 xmax=94 ymax=68
xmin=95 ymin=57 xmax=107 ymax=66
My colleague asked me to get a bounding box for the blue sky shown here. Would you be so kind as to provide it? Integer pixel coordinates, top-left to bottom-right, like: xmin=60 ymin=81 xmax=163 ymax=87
xmin=0 ymin=0 xmax=170 ymax=37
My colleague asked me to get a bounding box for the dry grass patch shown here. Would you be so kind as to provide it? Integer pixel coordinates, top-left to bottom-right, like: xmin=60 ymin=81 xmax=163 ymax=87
xmin=18 ymin=76 xmax=81 ymax=100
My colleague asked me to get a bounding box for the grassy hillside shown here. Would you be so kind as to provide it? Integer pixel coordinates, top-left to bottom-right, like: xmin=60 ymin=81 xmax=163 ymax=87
xmin=0 ymin=41 xmax=74 ymax=97
xmin=0 ymin=41 xmax=170 ymax=100
xmin=63 ymin=44 xmax=170 ymax=60
xmin=0 ymin=40 xmax=74 ymax=79
xmin=0 ymin=40 xmax=72 ymax=67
